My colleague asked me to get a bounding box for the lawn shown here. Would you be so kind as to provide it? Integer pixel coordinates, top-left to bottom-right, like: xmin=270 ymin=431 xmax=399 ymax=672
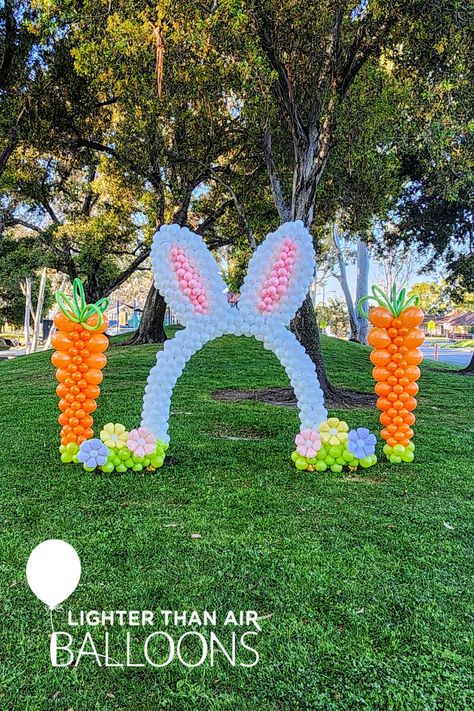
xmin=0 ymin=331 xmax=473 ymax=710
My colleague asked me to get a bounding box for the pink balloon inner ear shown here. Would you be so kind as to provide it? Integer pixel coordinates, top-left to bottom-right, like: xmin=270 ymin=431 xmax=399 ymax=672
xmin=170 ymin=246 xmax=209 ymax=314
xmin=258 ymin=238 xmax=298 ymax=313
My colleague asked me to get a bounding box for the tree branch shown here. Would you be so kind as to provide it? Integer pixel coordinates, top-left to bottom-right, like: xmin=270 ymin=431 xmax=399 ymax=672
xmin=208 ymin=168 xmax=257 ymax=251
xmin=196 ymin=198 xmax=234 ymax=235
xmin=102 ymin=248 xmax=151 ymax=297
xmin=262 ymin=126 xmax=290 ymax=221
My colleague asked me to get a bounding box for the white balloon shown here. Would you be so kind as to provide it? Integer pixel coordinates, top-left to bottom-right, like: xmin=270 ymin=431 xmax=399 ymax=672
xmin=26 ymin=539 xmax=81 ymax=609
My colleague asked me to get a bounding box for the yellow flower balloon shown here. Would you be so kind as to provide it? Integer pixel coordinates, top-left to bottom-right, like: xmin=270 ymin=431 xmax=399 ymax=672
xmin=319 ymin=417 xmax=349 ymax=446
xmin=100 ymin=422 xmax=129 ymax=449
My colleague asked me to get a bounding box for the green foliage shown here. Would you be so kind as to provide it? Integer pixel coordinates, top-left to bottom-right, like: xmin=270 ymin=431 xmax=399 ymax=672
xmin=315 ymin=297 xmax=349 ymax=338
xmin=0 ymin=236 xmax=52 ymax=326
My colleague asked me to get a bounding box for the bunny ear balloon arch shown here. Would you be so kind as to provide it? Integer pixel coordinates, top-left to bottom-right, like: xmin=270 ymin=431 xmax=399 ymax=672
xmin=51 ymin=221 xmax=381 ymax=475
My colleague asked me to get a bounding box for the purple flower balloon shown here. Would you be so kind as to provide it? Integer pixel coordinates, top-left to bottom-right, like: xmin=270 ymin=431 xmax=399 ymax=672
xmin=347 ymin=427 xmax=376 ymax=460
xmin=77 ymin=438 xmax=109 ymax=468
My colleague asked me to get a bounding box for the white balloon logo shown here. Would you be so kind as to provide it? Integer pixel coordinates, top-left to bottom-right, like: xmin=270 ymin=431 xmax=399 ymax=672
xmin=26 ymin=539 xmax=81 ymax=609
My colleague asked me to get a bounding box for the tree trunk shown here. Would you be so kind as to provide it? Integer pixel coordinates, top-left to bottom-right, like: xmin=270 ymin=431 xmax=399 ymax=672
xmin=31 ymin=267 xmax=47 ymax=352
xmin=355 ymin=239 xmax=369 ymax=345
xmin=333 ymin=224 xmax=359 ymax=341
xmin=291 ymin=293 xmax=343 ymax=402
xmin=122 ymin=283 xmax=167 ymax=345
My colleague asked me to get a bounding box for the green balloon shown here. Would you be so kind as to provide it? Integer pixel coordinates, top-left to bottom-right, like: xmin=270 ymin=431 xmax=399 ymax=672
xmin=291 ymin=450 xmax=299 ymax=462
xmin=331 ymin=463 xmax=342 ymax=473
xmin=133 ymin=463 xmax=143 ymax=472
xmin=393 ymin=444 xmax=405 ymax=456
xmin=383 ymin=444 xmax=393 ymax=456
xmin=370 ymin=454 xmax=377 ymax=465
xmin=116 ymin=464 xmax=127 ymax=473
xmin=314 ymin=461 xmax=327 ymax=472
xmin=119 ymin=448 xmax=129 ymax=460
xmin=336 ymin=456 xmax=345 ymax=465
xmin=59 ymin=445 xmax=66 ymax=454
xmin=360 ymin=456 xmax=372 ymax=468
xmin=124 ymin=458 xmax=134 ymax=468
xmin=325 ymin=456 xmax=335 ymax=466
xmin=406 ymin=441 xmax=415 ymax=452
xmin=343 ymin=449 xmax=353 ymax=461
xmin=112 ymin=456 xmax=121 ymax=466
xmin=402 ymin=451 xmax=414 ymax=462
xmin=83 ymin=465 xmax=96 ymax=472
xmin=60 ymin=453 xmax=71 ymax=463
xmin=329 ymin=445 xmax=342 ymax=458
xmin=295 ymin=458 xmax=308 ymax=471
xmin=316 ymin=448 xmax=326 ymax=460
xmin=101 ymin=462 xmax=114 ymax=473
xmin=390 ymin=455 xmax=402 ymax=464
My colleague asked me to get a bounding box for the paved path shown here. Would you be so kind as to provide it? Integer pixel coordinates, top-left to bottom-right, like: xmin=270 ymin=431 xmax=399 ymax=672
xmin=421 ymin=346 xmax=472 ymax=368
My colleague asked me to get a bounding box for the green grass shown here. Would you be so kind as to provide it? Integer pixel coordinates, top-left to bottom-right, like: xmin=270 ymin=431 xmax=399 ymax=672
xmin=1 ymin=331 xmax=473 ymax=710
xmin=444 ymin=339 xmax=474 ymax=349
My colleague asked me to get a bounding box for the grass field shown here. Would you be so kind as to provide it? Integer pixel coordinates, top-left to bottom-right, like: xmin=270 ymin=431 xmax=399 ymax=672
xmin=0 ymin=331 xmax=473 ymax=710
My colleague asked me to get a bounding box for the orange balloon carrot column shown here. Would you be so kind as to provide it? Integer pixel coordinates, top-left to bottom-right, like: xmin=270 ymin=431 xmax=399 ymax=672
xmin=358 ymin=286 xmax=425 ymax=464
xmin=51 ymin=279 xmax=109 ymax=457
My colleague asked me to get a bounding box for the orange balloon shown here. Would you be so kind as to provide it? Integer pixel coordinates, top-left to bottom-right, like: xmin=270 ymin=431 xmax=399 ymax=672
xmin=405 ymin=382 xmax=419 ymax=396
xmin=85 ymin=312 xmax=108 ymax=333
xmin=405 ymin=365 xmax=421 ymax=381
xmin=56 ymin=383 xmax=69 ymax=398
xmin=375 ymin=382 xmax=392 ymax=397
xmin=87 ymin=334 xmax=109 ymax=353
xmin=84 ymin=369 xmax=103 ymax=385
xmin=76 ymin=392 xmax=86 ymax=402
xmin=387 ymin=344 xmax=398 ymax=354
xmin=405 ymin=396 xmax=417 ymax=411
xmin=393 ymin=384 xmax=403 ymax=395
xmin=404 ymin=328 xmax=425 ymax=349
xmin=406 ymin=349 xmax=423 ymax=365
xmin=392 ymin=415 xmax=404 ymax=426
xmin=87 ymin=353 xmax=107 ymax=369
xmin=58 ymin=413 xmax=69 ymax=426
xmin=54 ymin=312 xmax=76 ymax=332
xmin=387 ymin=408 xmax=398 ymax=419
xmin=77 ymin=435 xmax=87 ymax=444
xmin=392 ymin=353 xmax=403 ymax=363
xmin=51 ymin=351 xmax=71 ymax=369
xmin=83 ymin=385 xmax=100 ymax=399
xmin=387 ymin=362 xmax=398 ymax=372
xmin=387 ymin=424 xmax=398 ymax=434
xmin=65 ymin=394 xmax=75 ymax=403
xmin=380 ymin=412 xmax=392 ymax=426
xmin=55 ymin=368 xmax=69 ymax=383
xmin=387 ymin=327 xmax=398 ymax=339
xmin=387 ymin=392 xmax=398 ymax=402
xmin=66 ymin=433 xmax=78 ymax=443
xmin=381 ymin=428 xmax=391 ymax=440
xmin=370 ymin=349 xmax=391 ymax=366
xmin=393 ymin=431 xmax=405 ymax=441
xmin=51 ymin=331 xmax=72 ymax=352
xmin=404 ymin=412 xmax=416 ymax=425
xmin=368 ymin=328 xmax=392 ymax=349
xmin=82 ymin=399 xmax=97 ymax=413
xmin=377 ymin=397 xmax=392 ymax=411
xmin=398 ymin=423 xmax=410 ymax=433
xmin=58 ymin=398 xmax=68 ymax=412
xmin=81 ymin=415 xmax=93 ymax=429
xmin=387 ymin=437 xmax=398 ymax=447
xmin=369 ymin=307 xmax=392 ymax=328
xmin=73 ymin=425 xmax=85 ymax=435
xmin=400 ymin=306 xmax=424 ymax=328
xmin=83 ymin=428 xmax=94 ymax=439
xmin=373 ymin=366 xmax=390 ymax=381
xmin=387 ymin=375 xmax=398 ymax=386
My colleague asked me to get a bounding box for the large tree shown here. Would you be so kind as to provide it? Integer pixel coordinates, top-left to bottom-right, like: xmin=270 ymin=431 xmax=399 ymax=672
xmin=197 ymin=0 xmax=471 ymax=399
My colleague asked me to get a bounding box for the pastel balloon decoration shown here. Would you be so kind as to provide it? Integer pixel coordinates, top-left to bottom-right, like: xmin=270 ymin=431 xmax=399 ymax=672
xmin=358 ymin=285 xmax=425 ymax=463
xmin=52 ymin=279 xmax=109 ymax=447
xmin=141 ymin=221 xmax=328 ymax=445
xmin=50 ymin=223 xmax=378 ymax=477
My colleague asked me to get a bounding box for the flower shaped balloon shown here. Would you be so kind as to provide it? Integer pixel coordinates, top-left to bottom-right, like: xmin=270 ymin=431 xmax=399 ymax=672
xmin=295 ymin=429 xmax=322 ymax=459
xmin=100 ymin=422 xmax=129 ymax=449
xmin=347 ymin=428 xmax=376 ymax=460
xmin=319 ymin=417 xmax=349 ymax=446
xmin=127 ymin=427 xmax=156 ymax=458
xmin=77 ymin=438 xmax=109 ymax=468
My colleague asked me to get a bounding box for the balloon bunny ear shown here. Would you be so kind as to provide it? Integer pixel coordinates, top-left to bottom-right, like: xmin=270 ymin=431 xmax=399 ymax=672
xmin=238 ymin=221 xmax=315 ymax=324
xmin=150 ymin=224 xmax=229 ymax=326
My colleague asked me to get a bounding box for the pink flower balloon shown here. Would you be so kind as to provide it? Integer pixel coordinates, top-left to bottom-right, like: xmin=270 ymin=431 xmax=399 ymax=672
xmin=295 ymin=429 xmax=322 ymax=459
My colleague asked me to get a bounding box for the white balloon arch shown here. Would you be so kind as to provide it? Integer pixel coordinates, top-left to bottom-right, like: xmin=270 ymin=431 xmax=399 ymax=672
xmin=140 ymin=221 xmax=327 ymax=444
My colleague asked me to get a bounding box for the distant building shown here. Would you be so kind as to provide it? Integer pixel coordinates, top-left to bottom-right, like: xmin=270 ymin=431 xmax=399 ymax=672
xmin=422 ymin=312 xmax=474 ymax=338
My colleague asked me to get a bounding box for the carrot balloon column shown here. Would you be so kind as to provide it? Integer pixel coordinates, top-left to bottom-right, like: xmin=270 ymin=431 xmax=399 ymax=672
xmin=358 ymin=286 xmax=424 ymax=464
xmin=51 ymin=279 xmax=109 ymax=458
